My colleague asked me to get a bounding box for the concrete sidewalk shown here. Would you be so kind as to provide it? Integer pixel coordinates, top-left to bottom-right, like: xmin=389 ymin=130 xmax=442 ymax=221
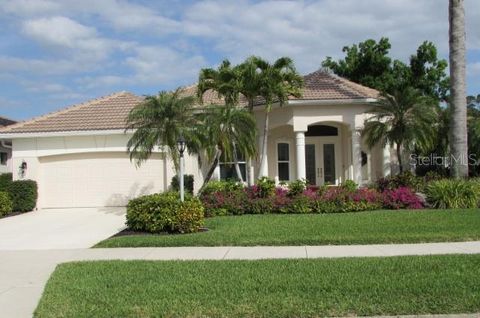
xmin=2 ymin=241 xmax=480 ymax=317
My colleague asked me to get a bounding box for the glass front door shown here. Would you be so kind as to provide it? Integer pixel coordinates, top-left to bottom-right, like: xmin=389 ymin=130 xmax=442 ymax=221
xmin=322 ymin=143 xmax=336 ymax=185
xmin=305 ymin=144 xmax=316 ymax=185
xmin=304 ymin=140 xmax=338 ymax=185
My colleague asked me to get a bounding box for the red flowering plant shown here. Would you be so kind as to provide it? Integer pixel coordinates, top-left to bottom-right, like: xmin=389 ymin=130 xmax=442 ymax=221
xmin=382 ymin=186 xmax=424 ymax=209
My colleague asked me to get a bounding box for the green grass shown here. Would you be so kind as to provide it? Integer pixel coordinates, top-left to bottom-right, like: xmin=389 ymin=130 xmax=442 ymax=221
xmin=96 ymin=209 xmax=480 ymax=247
xmin=35 ymin=255 xmax=480 ymax=318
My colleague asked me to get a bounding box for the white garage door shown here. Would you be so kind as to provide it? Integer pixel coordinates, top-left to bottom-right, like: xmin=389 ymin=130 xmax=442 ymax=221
xmin=39 ymin=152 xmax=165 ymax=208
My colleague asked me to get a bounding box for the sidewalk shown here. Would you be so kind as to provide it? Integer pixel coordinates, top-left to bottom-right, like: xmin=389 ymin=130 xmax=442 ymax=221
xmin=2 ymin=241 xmax=480 ymax=317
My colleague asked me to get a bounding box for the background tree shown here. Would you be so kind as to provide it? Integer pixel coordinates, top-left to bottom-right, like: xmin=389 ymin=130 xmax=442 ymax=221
xmin=363 ymin=87 xmax=437 ymax=173
xmin=449 ymin=0 xmax=468 ymax=178
xmin=467 ymin=94 xmax=480 ymax=176
xmin=126 ymin=89 xmax=200 ymax=170
xmin=322 ymin=38 xmax=449 ymax=100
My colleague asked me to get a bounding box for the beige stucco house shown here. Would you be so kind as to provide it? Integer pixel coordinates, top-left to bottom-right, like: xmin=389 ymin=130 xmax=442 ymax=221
xmin=0 ymin=70 xmax=393 ymax=209
xmin=0 ymin=116 xmax=16 ymax=174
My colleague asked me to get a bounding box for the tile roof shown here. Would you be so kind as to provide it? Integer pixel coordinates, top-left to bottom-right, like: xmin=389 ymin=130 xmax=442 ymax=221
xmin=0 ymin=70 xmax=379 ymax=135
xmin=0 ymin=91 xmax=144 ymax=134
xmin=181 ymin=69 xmax=379 ymax=106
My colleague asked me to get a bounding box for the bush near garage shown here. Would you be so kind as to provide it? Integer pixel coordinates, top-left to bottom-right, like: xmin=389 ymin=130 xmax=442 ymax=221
xmin=126 ymin=192 xmax=204 ymax=234
xmin=0 ymin=173 xmax=12 ymax=192
xmin=0 ymin=191 xmax=13 ymax=216
xmin=8 ymin=180 xmax=38 ymax=212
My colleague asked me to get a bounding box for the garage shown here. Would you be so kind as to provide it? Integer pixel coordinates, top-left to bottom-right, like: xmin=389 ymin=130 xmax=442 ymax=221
xmin=39 ymin=152 xmax=165 ymax=208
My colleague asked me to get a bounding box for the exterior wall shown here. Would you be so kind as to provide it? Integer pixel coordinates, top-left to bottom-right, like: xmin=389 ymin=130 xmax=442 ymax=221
xmin=10 ymin=133 xmax=203 ymax=208
xmin=251 ymin=102 xmax=390 ymax=184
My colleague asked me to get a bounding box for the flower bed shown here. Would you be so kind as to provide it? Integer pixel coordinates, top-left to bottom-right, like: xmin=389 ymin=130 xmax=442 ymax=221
xmin=200 ymin=179 xmax=424 ymax=217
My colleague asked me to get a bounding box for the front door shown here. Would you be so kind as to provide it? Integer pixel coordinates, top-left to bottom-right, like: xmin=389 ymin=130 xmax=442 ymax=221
xmin=305 ymin=139 xmax=341 ymax=186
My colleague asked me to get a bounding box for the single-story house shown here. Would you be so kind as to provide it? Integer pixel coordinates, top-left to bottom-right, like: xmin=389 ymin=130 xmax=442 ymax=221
xmin=0 ymin=70 xmax=394 ymax=209
xmin=0 ymin=116 xmax=17 ymax=174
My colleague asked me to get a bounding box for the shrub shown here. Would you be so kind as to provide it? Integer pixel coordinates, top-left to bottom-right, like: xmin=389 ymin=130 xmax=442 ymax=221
xmin=0 ymin=191 xmax=13 ymax=216
xmin=341 ymin=180 xmax=358 ymax=192
xmin=201 ymin=180 xmax=243 ymax=196
xmin=171 ymin=198 xmax=205 ymax=233
xmin=200 ymin=186 xmax=248 ymax=217
xmin=256 ymin=177 xmax=276 ymax=198
xmin=246 ymin=197 xmax=275 ymax=214
xmin=8 ymin=180 xmax=37 ymax=212
xmin=0 ymin=173 xmax=12 ymax=192
xmin=285 ymin=194 xmax=313 ymax=214
xmin=382 ymin=187 xmax=424 ymax=209
xmin=287 ymin=179 xmax=307 ymax=197
xmin=376 ymin=171 xmax=424 ymax=192
xmin=126 ymin=192 xmax=204 ymax=234
xmin=171 ymin=174 xmax=194 ymax=194
xmin=426 ymin=179 xmax=480 ymax=209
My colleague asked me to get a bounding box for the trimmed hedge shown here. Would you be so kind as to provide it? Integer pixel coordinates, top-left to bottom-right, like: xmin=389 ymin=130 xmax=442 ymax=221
xmin=0 ymin=173 xmax=12 ymax=192
xmin=8 ymin=180 xmax=38 ymax=212
xmin=0 ymin=191 xmax=13 ymax=216
xmin=126 ymin=192 xmax=204 ymax=234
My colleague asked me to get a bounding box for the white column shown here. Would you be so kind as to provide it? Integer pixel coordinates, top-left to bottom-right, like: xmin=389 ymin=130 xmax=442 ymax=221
xmin=383 ymin=144 xmax=391 ymax=177
xmin=258 ymin=134 xmax=268 ymax=178
xmin=351 ymin=129 xmax=362 ymax=184
xmin=295 ymin=131 xmax=306 ymax=180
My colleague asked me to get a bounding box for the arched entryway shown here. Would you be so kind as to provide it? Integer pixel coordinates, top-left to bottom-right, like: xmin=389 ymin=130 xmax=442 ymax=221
xmin=304 ymin=123 xmax=344 ymax=185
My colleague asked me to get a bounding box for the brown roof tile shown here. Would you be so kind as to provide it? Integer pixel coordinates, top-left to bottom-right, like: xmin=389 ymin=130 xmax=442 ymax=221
xmin=0 ymin=91 xmax=144 ymax=134
xmin=0 ymin=71 xmax=378 ymax=135
xmin=180 ymin=69 xmax=379 ymax=106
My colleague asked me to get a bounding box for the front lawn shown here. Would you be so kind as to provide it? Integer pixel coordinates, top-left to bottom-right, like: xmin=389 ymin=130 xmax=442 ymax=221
xmin=96 ymin=209 xmax=480 ymax=247
xmin=35 ymin=255 xmax=480 ymax=318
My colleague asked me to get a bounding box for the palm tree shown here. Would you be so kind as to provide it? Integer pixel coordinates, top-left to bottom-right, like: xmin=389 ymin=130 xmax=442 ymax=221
xmin=197 ymin=60 xmax=247 ymax=182
xmin=197 ymin=105 xmax=257 ymax=192
xmin=125 ymin=89 xmax=200 ymax=170
xmin=449 ymin=0 xmax=468 ymax=178
xmin=363 ymin=87 xmax=438 ymax=173
xmin=253 ymin=57 xmax=303 ymax=177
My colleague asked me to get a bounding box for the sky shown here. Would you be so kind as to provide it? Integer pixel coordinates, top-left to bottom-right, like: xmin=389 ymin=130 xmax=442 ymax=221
xmin=0 ymin=0 xmax=479 ymax=120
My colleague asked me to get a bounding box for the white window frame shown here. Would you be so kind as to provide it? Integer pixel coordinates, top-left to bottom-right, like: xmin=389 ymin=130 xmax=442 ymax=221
xmin=218 ymin=153 xmax=247 ymax=181
xmin=276 ymin=141 xmax=292 ymax=182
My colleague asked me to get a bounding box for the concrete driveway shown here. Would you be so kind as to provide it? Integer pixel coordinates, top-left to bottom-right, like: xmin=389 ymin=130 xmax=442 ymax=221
xmin=0 ymin=207 xmax=126 ymax=250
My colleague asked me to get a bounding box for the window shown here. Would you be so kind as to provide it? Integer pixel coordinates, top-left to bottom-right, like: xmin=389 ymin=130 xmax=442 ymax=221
xmin=219 ymin=151 xmax=246 ymax=181
xmin=277 ymin=142 xmax=290 ymax=181
xmin=0 ymin=152 xmax=7 ymax=166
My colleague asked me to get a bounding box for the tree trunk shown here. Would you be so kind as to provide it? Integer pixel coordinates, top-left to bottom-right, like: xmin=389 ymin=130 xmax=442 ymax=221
xmin=199 ymin=149 xmax=222 ymax=194
xmin=449 ymin=0 xmax=468 ymax=178
xmin=257 ymin=111 xmax=269 ymax=178
xmin=396 ymin=143 xmax=403 ymax=173
xmin=232 ymin=143 xmax=244 ymax=183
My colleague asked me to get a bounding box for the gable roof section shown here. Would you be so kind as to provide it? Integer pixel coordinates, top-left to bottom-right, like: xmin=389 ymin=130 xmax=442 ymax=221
xmin=180 ymin=69 xmax=379 ymax=106
xmin=292 ymin=70 xmax=379 ymax=101
xmin=0 ymin=71 xmax=379 ymax=135
xmin=0 ymin=91 xmax=144 ymax=134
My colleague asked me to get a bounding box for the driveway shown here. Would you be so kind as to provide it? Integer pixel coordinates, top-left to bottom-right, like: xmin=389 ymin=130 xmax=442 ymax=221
xmin=0 ymin=207 xmax=126 ymax=250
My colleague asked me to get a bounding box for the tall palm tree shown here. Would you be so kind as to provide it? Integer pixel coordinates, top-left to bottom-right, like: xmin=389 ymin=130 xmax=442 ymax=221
xmin=253 ymin=57 xmax=304 ymax=177
xmin=125 ymin=89 xmax=200 ymax=170
xmin=197 ymin=60 xmax=247 ymax=182
xmin=197 ymin=105 xmax=257 ymax=192
xmin=449 ymin=0 xmax=468 ymax=178
xmin=363 ymin=87 xmax=438 ymax=173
